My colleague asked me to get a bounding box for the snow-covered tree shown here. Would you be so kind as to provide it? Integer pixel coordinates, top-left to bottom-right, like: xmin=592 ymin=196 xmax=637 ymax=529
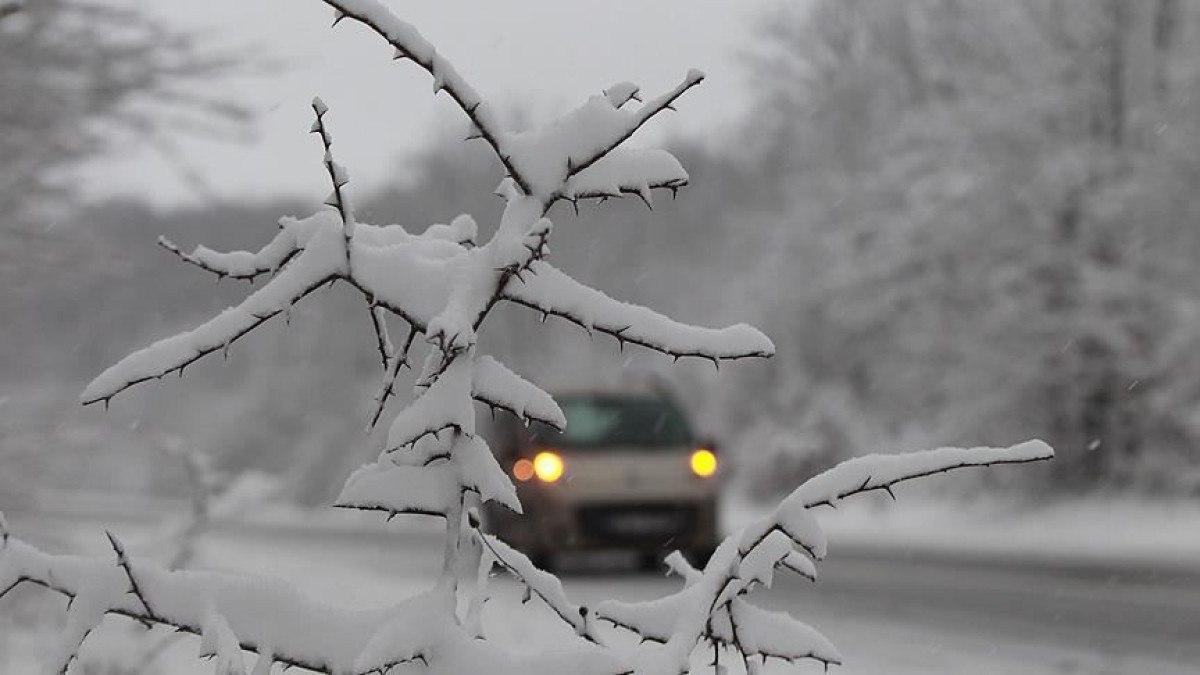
xmin=1 ymin=2 xmax=1053 ymax=673
xmin=724 ymin=0 xmax=1200 ymax=492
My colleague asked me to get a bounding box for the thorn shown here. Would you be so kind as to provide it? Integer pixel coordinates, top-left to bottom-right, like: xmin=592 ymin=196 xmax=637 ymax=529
xmin=331 ymin=9 xmax=347 ymax=26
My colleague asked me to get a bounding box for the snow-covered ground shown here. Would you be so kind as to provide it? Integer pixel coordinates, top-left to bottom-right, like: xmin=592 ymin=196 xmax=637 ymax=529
xmin=730 ymin=493 xmax=1200 ymax=575
xmin=3 ymin=499 xmax=1198 ymax=674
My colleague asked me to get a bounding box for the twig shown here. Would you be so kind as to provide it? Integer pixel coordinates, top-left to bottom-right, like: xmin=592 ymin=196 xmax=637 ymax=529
xmin=319 ymin=0 xmax=533 ymax=196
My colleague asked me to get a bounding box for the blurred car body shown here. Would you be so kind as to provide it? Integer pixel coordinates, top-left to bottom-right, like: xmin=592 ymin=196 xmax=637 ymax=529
xmin=484 ymin=388 xmax=719 ymax=570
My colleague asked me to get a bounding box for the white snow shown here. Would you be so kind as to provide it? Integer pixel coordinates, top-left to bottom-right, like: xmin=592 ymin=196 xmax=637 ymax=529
xmin=716 ymin=600 xmax=843 ymax=666
xmin=471 ymin=355 xmax=565 ymax=429
xmin=199 ymin=604 xmax=247 ymax=675
xmin=504 ymin=260 xmax=776 ymax=361
xmin=790 ymin=441 xmax=1055 ymax=509
xmin=385 ymin=354 xmax=475 ymax=450
xmin=563 ymin=147 xmax=688 ymax=202
xmin=455 ymin=435 xmax=520 ymax=513
xmin=335 ymin=462 xmax=458 ymax=518
xmin=82 ymin=212 xmax=349 ymax=405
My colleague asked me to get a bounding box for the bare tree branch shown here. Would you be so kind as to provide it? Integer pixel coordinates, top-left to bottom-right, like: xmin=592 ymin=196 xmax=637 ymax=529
xmin=368 ymin=324 xmax=418 ymax=430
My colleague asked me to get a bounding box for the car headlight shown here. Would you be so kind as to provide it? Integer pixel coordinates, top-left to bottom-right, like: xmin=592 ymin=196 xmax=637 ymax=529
xmin=690 ymin=448 xmax=717 ymax=477
xmin=533 ymin=450 xmax=565 ymax=483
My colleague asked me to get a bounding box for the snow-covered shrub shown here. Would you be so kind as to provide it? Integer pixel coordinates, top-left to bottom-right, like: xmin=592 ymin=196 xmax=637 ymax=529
xmin=0 ymin=2 xmax=1053 ymax=673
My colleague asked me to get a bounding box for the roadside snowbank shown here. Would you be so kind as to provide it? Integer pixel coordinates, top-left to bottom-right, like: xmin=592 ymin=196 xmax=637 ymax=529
xmin=725 ymin=493 xmax=1200 ymax=576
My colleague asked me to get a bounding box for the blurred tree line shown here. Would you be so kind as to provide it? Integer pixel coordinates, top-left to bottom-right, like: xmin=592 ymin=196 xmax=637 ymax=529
xmin=725 ymin=0 xmax=1200 ymax=496
xmin=5 ymin=0 xmax=1200 ymax=506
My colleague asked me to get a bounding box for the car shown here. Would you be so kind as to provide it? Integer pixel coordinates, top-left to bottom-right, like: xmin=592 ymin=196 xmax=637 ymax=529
xmin=483 ymin=387 xmax=720 ymax=571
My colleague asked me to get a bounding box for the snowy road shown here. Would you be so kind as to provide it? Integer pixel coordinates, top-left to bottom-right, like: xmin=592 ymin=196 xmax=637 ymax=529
xmin=7 ymin=511 xmax=1198 ymax=674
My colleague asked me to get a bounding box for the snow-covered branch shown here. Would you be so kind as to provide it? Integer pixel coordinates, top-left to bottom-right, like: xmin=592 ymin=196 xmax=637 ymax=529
xmin=320 ymin=0 xmax=533 ymax=195
xmin=367 ymin=303 xmax=394 ymax=370
xmin=472 ymin=528 xmax=601 ymax=643
xmin=1 ymin=536 xmax=391 ymax=673
xmin=794 ymin=441 xmax=1055 ymax=509
xmin=83 ymin=210 xmax=484 ymax=406
xmin=83 ymin=213 xmax=349 ymax=407
xmin=368 ymin=323 xmax=418 ymax=429
xmin=503 ymin=261 xmax=776 ymax=363
xmin=471 ymin=355 xmax=565 ymax=430
xmin=320 ymin=1 xmax=701 ymax=205
xmin=310 ymin=96 xmax=356 ymax=239
xmin=552 ymin=70 xmax=704 ymax=200
xmin=55 ymin=4 xmax=1062 ymax=675
xmin=591 ymin=442 xmax=1053 ymax=675
xmin=562 ymin=147 xmax=689 ymax=208
xmin=1 ymin=535 xmax=631 ymax=675
xmin=156 ymin=226 xmax=301 ymax=282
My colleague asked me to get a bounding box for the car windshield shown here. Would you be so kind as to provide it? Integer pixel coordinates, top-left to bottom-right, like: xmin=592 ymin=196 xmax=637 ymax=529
xmin=530 ymin=396 xmax=692 ymax=449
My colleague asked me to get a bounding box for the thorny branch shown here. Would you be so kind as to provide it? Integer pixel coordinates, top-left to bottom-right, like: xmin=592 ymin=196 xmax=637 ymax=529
xmin=0 ymin=571 xmax=338 ymax=674
xmin=156 ymin=235 xmax=300 ymax=282
xmin=320 ymin=0 xmax=534 ymax=196
xmin=369 ymin=324 xmax=418 ymax=429
xmin=310 ymin=97 xmax=355 ymax=234
xmin=553 ymin=70 xmax=705 ymax=202
xmin=367 ymin=303 xmax=393 ymax=370
xmin=81 ymin=272 xmax=339 ymax=407
xmin=469 ymin=523 xmax=601 ymax=645
xmin=106 ymin=532 xmax=157 ymax=628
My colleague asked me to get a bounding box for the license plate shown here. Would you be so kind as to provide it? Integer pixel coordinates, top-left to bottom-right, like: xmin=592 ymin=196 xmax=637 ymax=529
xmin=602 ymin=511 xmax=681 ymax=536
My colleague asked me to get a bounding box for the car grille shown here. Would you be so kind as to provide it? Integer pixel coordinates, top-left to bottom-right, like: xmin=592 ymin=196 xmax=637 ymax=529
xmin=578 ymin=504 xmax=698 ymax=543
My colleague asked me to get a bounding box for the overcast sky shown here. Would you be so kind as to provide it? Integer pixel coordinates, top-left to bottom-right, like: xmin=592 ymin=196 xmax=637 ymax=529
xmin=81 ymin=0 xmax=789 ymax=207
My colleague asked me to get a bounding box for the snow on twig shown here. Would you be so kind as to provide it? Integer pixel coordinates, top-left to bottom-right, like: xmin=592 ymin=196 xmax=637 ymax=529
xmin=320 ymin=0 xmax=532 ymax=195
xmin=310 ymin=96 xmax=356 ymax=238
xmin=794 ymin=440 xmax=1055 ymax=509
xmin=157 ymin=227 xmax=301 ymax=281
xmin=472 ymin=529 xmax=599 ymax=643
xmin=503 ymin=260 xmax=776 ymax=362
xmin=471 ymin=354 xmax=565 ymax=430
xmin=83 ymin=213 xmax=349 ymax=406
